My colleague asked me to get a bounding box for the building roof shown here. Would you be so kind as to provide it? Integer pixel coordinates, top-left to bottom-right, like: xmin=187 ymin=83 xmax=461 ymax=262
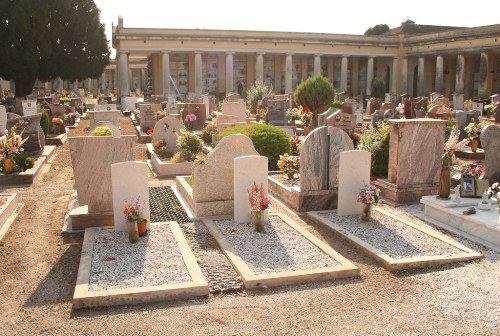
xmin=383 ymin=19 xmax=464 ymax=36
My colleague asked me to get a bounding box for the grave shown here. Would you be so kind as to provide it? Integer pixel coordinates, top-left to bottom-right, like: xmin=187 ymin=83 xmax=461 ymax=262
xmin=90 ymin=121 xmax=121 ymax=136
xmin=374 ymin=119 xmax=447 ymax=205
xmin=87 ymin=110 xmax=120 ymax=130
xmin=480 ymin=124 xmax=500 ymax=182
xmin=453 ymin=93 xmax=464 ymax=111
xmin=353 ymin=103 xmax=364 ymax=125
xmin=176 ymin=134 xmax=259 ymax=217
xmin=47 ymin=104 xmax=67 ymax=135
xmin=215 ymin=115 xmax=246 ymax=133
xmin=268 ymin=126 xmax=354 ymax=212
xmin=317 ymin=107 xmax=338 ymax=127
xmin=221 ymin=102 xmax=247 ymax=122
xmin=337 ymin=150 xmax=371 ymax=216
xmin=0 ymin=193 xmax=21 ymax=242
xmin=326 ymin=110 xmax=356 ymax=134
xmin=234 ymin=155 xmax=268 ymax=224
xmin=93 ymin=104 xmax=117 ymax=111
xmin=371 ymin=110 xmax=386 ymax=125
xmin=267 ymin=100 xmax=288 ymax=126
xmin=147 ymin=117 xmax=193 ymax=177
xmin=139 ymin=104 xmax=161 ymax=133
xmin=0 ymin=106 xmax=7 ymax=133
xmin=21 ymin=100 xmax=37 ymax=116
xmin=122 ymin=96 xmax=140 ymax=112
xmin=151 ymin=95 xmax=165 ymax=104
xmin=6 ymin=113 xmax=44 ymax=154
xmin=177 ymin=103 xmax=206 ymax=129
xmin=111 ymin=161 xmax=150 ymax=232
xmin=68 ymin=135 xmax=136 ymax=230
xmin=456 ymin=110 xmax=481 ymax=141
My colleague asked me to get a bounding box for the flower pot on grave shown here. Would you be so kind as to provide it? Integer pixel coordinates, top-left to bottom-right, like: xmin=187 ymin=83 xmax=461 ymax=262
xmin=138 ymin=219 xmax=148 ymax=237
xmin=251 ymin=210 xmax=265 ymax=232
xmin=3 ymin=157 xmax=15 ymax=174
xmin=360 ymin=203 xmax=372 ymax=222
xmin=127 ymin=221 xmax=139 ymax=243
xmin=470 ymin=139 xmax=479 ymax=152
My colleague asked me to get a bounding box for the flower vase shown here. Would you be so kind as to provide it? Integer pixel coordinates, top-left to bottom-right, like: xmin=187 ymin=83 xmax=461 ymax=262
xmin=3 ymin=157 xmax=15 ymax=174
xmin=251 ymin=210 xmax=265 ymax=232
xmin=360 ymin=203 xmax=372 ymax=222
xmin=303 ymin=125 xmax=311 ymax=136
xmin=186 ymin=121 xmax=193 ymax=131
xmin=470 ymin=139 xmax=479 ymax=153
xmin=287 ymin=172 xmax=295 ymax=180
xmin=127 ymin=221 xmax=139 ymax=243
xmin=137 ymin=219 xmax=148 ymax=237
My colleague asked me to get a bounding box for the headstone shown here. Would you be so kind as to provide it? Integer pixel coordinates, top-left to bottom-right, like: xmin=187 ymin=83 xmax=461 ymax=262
xmin=122 ymin=96 xmax=139 ymax=112
xmin=337 ymin=150 xmax=371 ymax=216
xmin=111 ymin=161 xmax=150 ymax=232
xmin=480 ymin=124 xmax=500 ymax=182
xmin=453 ymin=93 xmax=464 ymax=111
xmin=456 ymin=110 xmax=481 ymax=141
xmin=22 ymin=100 xmax=37 ymax=116
xmin=225 ymin=94 xmax=241 ymax=102
xmin=234 ymin=155 xmax=268 ymax=224
xmin=152 ymin=116 xmax=185 ymax=153
xmin=0 ymin=105 xmax=7 ymax=133
xmin=202 ymin=95 xmax=210 ymax=119
xmin=177 ymin=103 xmax=206 ymax=129
xmin=90 ymin=121 xmax=121 ymax=136
xmin=138 ymin=104 xmax=161 ymax=132
xmin=69 ymin=135 xmax=136 ymax=213
xmin=167 ymin=95 xmax=178 ymax=114
xmin=353 ymin=103 xmax=364 ymax=125
xmin=193 ymin=134 xmax=259 ymax=203
xmin=94 ymin=104 xmax=117 ymax=111
xmin=317 ymin=107 xmax=338 ymax=127
xmin=388 ymin=119 xmax=447 ymax=185
xmin=326 ymin=110 xmax=356 ymax=133
xmin=433 ymin=97 xmax=450 ymax=107
xmin=429 ymin=92 xmax=441 ymax=102
xmin=471 ymin=102 xmax=483 ymax=114
xmin=151 ymin=95 xmax=165 ymax=104
xmin=383 ymin=109 xmax=400 ymax=120
xmin=300 ymin=126 xmax=354 ymax=191
xmin=221 ymin=102 xmax=246 ymax=122
xmin=87 ymin=110 xmax=120 ymax=129
xmin=490 ymin=93 xmax=500 ymax=104
xmin=6 ymin=113 xmax=44 ymax=154
xmin=267 ymin=99 xmax=288 ymax=126
xmin=371 ymin=110 xmax=386 ymax=126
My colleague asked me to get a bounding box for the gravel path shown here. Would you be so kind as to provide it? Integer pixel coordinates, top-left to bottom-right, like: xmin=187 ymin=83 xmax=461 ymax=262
xmin=319 ymin=208 xmax=463 ymax=258
xmin=89 ymin=224 xmax=192 ymax=291
xmin=214 ymin=215 xmax=340 ymax=275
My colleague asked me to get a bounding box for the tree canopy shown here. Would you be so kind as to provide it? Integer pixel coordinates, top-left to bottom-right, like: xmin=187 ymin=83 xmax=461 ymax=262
xmin=364 ymin=24 xmax=390 ymax=36
xmin=0 ymin=0 xmax=110 ymax=97
xmin=294 ymin=75 xmax=335 ymax=127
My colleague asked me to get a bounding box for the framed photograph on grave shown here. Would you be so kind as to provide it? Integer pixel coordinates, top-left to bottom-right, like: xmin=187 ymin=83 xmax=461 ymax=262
xmin=461 ymin=178 xmax=475 ymax=197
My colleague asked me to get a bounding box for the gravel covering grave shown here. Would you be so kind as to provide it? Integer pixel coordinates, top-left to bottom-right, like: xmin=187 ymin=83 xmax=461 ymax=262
xmin=214 ymin=215 xmax=341 ymax=275
xmin=89 ymin=224 xmax=192 ymax=291
xmin=149 ymin=186 xmax=190 ymax=223
xmin=318 ymin=209 xmax=464 ymax=259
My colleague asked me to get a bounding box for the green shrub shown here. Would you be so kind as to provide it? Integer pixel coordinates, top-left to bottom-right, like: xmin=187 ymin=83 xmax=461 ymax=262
xmin=40 ymin=110 xmax=49 ymax=137
xmin=12 ymin=153 xmax=35 ymax=172
xmin=176 ymin=129 xmax=203 ymax=161
xmin=370 ymin=77 xmax=386 ymax=99
xmin=357 ymin=121 xmax=390 ymax=177
xmin=216 ymin=123 xmax=290 ymax=170
xmin=201 ymin=123 xmax=217 ymax=143
xmin=246 ymin=80 xmax=274 ymax=114
xmin=330 ymin=100 xmax=342 ymax=108
xmin=294 ymin=75 xmax=335 ymax=126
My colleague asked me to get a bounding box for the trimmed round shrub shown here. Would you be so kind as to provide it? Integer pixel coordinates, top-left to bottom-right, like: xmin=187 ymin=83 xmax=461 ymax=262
xmin=216 ymin=123 xmax=290 ymax=170
xmin=370 ymin=77 xmax=385 ymax=99
xmin=370 ymin=127 xmax=390 ymax=177
xmin=40 ymin=110 xmax=49 ymax=137
xmin=294 ymin=75 xmax=335 ymax=126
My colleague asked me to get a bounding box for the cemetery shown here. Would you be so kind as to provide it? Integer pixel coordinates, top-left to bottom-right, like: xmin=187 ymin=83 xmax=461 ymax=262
xmin=0 ymin=7 xmax=500 ymax=334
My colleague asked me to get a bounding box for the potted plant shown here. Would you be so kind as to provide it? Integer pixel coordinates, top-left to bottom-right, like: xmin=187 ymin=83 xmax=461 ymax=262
xmin=0 ymin=126 xmax=29 ymax=174
xmin=123 ymin=198 xmax=142 ymax=243
xmin=248 ymin=181 xmax=271 ymax=232
xmin=464 ymin=118 xmax=482 ymax=152
xmin=357 ymin=184 xmax=380 ymax=221
xmin=277 ymin=153 xmax=300 ymax=180
xmin=301 ymin=111 xmax=313 ymax=135
xmin=287 ymin=106 xmax=302 ymax=126
xmin=136 ymin=213 xmax=148 ymax=237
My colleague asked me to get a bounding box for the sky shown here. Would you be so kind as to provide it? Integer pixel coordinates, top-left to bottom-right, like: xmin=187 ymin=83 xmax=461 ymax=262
xmin=94 ymin=0 xmax=499 ymax=56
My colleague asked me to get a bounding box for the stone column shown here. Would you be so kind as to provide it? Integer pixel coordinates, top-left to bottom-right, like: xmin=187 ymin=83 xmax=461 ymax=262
xmin=226 ymin=52 xmax=234 ymax=93
xmin=141 ymin=69 xmax=147 ymax=93
xmin=327 ymin=57 xmax=334 ymax=84
xmin=340 ymin=56 xmax=348 ymax=93
xmin=100 ymin=72 xmax=106 ymax=91
xmin=455 ymin=54 xmax=465 ymax=94
xmin=194 ymin=51 xmax=203 ymax=97
xmin=366 ymin=56 xmax=374 ymax=95
xmin=256 ymin=52 xmax=264 ymax=83
xmin=391 ymin=57 xmax=398 ymax=94
xmin=352 ymin=57 xmax=359 ymax=95
xmin=86 ymin=78 xmax=93 ymax=91
xmin=58 ymin=77 xmax=64 ymax=91
xmin=478 ymin=51 xmax=489 ymax=98
xmin=285 ymin=53 xmax=293 ymax=94
xmin=314 ymin=54 xmax=321 ymax=76
xmin=435 ymin=55 xmax=444 ymax=94
xmin=118 ymin=52 xmax=130 ymax=99
xmin=417 ymin=56 xmax=425 ymax=96
xmin=401 ymin=58 xmax=408 ymax=94
xmin=161 ymin=51 xmax=171 ymax=97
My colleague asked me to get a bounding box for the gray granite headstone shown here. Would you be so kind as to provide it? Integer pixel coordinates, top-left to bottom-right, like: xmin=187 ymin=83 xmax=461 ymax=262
xmin=371 ymin=110 xmax=386 ymax=126
xmin=152 ymin=116 xmax=185 ymax=153
xmin=6 ymin=113 xmax=44 ymax=154
xmin=480 ymin=124 xmax=500 ymax=182
xmin=300 ymin=126 xmax=354 ymax=192
xmin=267 ymin=100 xmax=287 ymax=126
xmin=326 ymin=110 xmax=356 ymax=133
xmin=456 ymin=110 xmax=481 ymax=141
xmin=317 ymin=107 xmax=338 ymax=127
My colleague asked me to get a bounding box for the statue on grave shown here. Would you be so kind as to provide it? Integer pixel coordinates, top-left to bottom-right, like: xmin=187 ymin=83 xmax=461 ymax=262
xmin=437 ymin=149 xmax=454 ymax=200
xmin=453 ymin=185 xmax=461 ymax=202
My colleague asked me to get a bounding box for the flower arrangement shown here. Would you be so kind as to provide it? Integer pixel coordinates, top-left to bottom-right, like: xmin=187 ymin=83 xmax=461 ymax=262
xmin=484 ymin=104 xmax=494 ymax=114
xmin=301 ymin=111 xmax=313 ymax=126
xmin=290 ymin=134 xmax=301 ymax=155
xmin=248 ymin=182 xmax=271 ymax=212
xmin=123 ymin=197 xmax=144 ymax=222
xmin=52 ymin=117 xmax=64 ymax=125
xmin=156 ymin=110 xmax=168 ymax=121
xmin=287 ymin=106 xmax=302 ymax=121
xmin=185 ymin=113 xmax=197 ymax=122
xmin=277 ymin=153 xmax=300 ymax=175
xmin=145 ymin=127 xmax=153 ymax=136
xmin=486 ymin=182 xmax=500 ymax=199
xmin=0 ymin=127 xmax=27 ymax=158
xmin=462 ymin=164 xmax=484 ymax=179
xmin=357 ymin=184 xmax=380 ymax=204
xmin=93 ymin=126 xmax=113 ymax=136
xmin=395 ymin=103 xmax=404 ymax=115
xmin=464 ymin=119 xmax=482 ymax=140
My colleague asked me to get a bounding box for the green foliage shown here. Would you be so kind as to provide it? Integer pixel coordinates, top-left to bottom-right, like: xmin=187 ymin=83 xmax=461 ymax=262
xmin=330 ymin=100 xmax=342 ymax=108
xmin=364 ymin=24 xmax=390 ymax=36
xmin=294 ymin=75 xmax=335 ymax=126
xmin=356 ymin=121 xmax=390 ymax=177
xmin=370 ymin=77 xmax=386 ymax=99
xmin=40 ymin=110 xmax=49 ymax=137
xmin=176 ymin=129 xmax=203 ymax=161
xmin=246 ymin=80 xmax=274 ymax=114
xmin=201 ymin=123 xmax=217 ymax=143
xmin=216 ymin=123 xmax=290 ymax=170
xmin=0 ymin=0 xmax=110 ymax=97
xmin=11 ymin=153 xmax=35 ymax=172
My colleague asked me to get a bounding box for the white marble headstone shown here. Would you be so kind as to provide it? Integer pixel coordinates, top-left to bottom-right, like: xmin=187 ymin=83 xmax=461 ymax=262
xmin=122 ymin=96 xmax=140 ymax=111
xmin=87 ymin=110 xmax=120 ymax=129
xmin=221 ymin=102 xmax=247 ymax=122
xmin=0 ymin=105 xmax=6 ymax=134
xmin=337 ymin=150 xmax=371 ymax=216
xmin=234 ymin=155 xmax=268 ymax=224
xmin=22 ymin=100 xmax=37 ymax=116
xmin=111 ymin=161 xmax=150 ymax=232
xmin=152 ymin=116 xmax=185 ymax=153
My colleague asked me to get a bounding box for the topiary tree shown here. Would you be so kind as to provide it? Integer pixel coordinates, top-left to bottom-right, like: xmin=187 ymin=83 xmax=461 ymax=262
xmin=246 ymin=80 xmax=274 ymax=114
xmin=294 ymin=75 xmax=335 ymax=127
xmin=364 ymin=24 xmax=390 ymax=36
xmin=370 ymin=77 xmax=386 ymax=99
xmin=40 ymin=110 xmax=49 ymax=137
xmin=216 ymin=123 xmax=290 ymax=170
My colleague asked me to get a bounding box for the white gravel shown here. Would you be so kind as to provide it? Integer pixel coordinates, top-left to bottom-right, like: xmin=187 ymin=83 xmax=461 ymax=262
xmin=213 ymin=215 xmax=340 ymax=275
xmin=319 ymin=208 xmax=464 ymax=259
xmin=89 ymin=224 xmax=192 ymax=291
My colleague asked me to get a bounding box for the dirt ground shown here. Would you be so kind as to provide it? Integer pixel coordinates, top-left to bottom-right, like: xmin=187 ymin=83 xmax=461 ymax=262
xmin=0 ymin=115 xmax=498 ymax=336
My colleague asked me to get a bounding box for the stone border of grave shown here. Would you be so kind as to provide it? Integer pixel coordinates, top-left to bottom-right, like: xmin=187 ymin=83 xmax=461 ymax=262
xmin=146 ymin=143 xmax=193 ymax=177
xmin=45 ymin=132 xmax=68 ymax=146
xmin=72 ymin=221 xmax=209 ymax=309
xmin=134 ymin=124 xmax=152 ymax=143
xmin=201 ymin=212 xmax=359 ymax=289
xmin=0 ymin=146 xmax=56 ymax=185
xmin=0 ymin=194 xmax=23 ymax=241
xmin=308 ymin=208 xmax=482 ymax=271
xmin=419 ymin=195 xmax=500 ymax=252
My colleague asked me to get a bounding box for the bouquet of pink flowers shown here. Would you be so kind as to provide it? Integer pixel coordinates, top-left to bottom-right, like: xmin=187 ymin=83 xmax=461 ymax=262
xmin=277 ymin=153 xmax=300 ymax=175
xmin=123 ymin=197 xmax=144 ymax=222
xmin=248 ymin=182 xmax=271 ymax=212
xmin=462 ymin=164 xmax=484 ymax=179
xmin=357 ymin=184 xmax=380 ymax=204
xmin=185 ymin=113 xmax=197 ymax=122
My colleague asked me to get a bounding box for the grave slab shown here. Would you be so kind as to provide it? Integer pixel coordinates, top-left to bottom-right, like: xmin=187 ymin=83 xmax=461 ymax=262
xmin=146 ymin=144 xmax=194 ymax=177
xmin=0 ymin=193 xmax=23 ymax=242
xmin=337 ymin=150 xmax=371 ymax=216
